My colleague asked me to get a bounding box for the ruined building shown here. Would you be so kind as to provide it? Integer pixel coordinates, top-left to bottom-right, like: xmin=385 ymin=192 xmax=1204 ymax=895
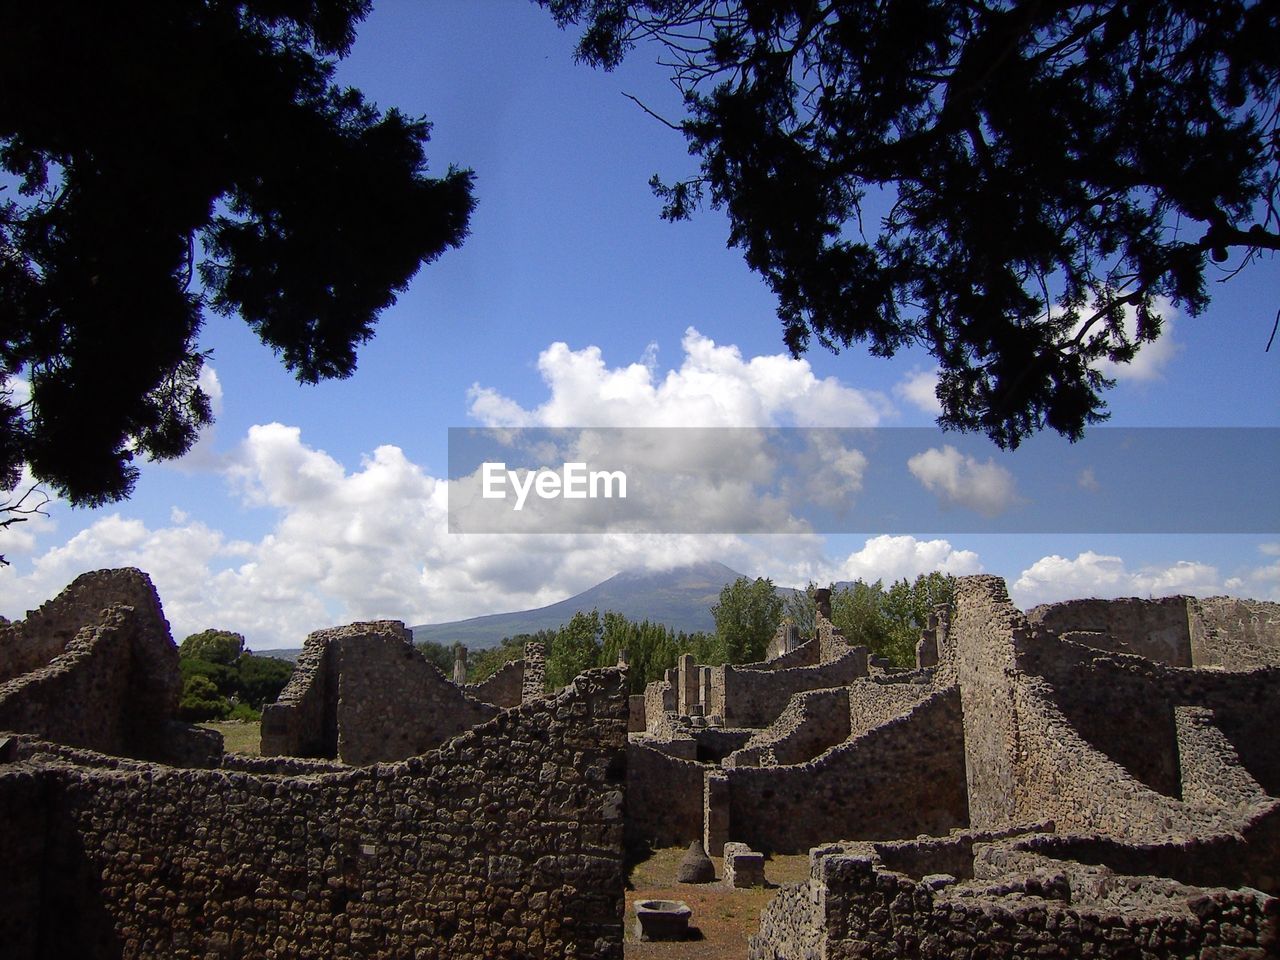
xmin=2 ymin=567 xmax=1278 ymax=958
xmin=0 ymin=569 xmax=625 ymax=960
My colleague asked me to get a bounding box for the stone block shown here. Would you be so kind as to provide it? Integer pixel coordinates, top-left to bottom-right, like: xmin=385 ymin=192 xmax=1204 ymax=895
xmin=723 ymin=841 xmax=765 ymax=888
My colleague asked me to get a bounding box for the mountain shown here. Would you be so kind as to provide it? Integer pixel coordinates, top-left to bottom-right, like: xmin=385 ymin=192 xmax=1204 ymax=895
xmin=411 ymin=561 xmax=750 ymax=649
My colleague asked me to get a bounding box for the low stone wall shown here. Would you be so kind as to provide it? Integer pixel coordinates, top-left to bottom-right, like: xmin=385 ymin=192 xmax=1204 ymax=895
xmin=720 ymin=686 xmax=968 ymax=853
xmin=465 ymin=656 xmax=525 ymax=707
xmin=1027 ymin=595 xmax=1194 ymax=666
xmin=0 ymin=570 xmax=213 ymax=765
xmin=0 ymin=668 xmax=628 ymax=960
xmin=709 ymin=647 xmax=867 ymax=729
xmin=1189 ymin=596 xmax=1280 ymax=670
xmin=750 ymin=837 xmax=1280 ymax=960
xmin=847 ymin=674 xmax=934 ymax=738
xmin=727 ymin=687 xmax=851 ymax=767
xmin=262 ymin=621 xmax=501 ymax=764
xmin=625 ymin=739 xmax=706 ymax=852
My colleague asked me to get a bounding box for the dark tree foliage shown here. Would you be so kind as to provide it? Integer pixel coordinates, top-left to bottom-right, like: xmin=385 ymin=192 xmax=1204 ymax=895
xmin=711 ymin=575 xmax=784 ymax=663
xmin=541 ymin=0 xmax=1280 ymax=446
xmin=179 ymin=628 xmax=246 ymax=666
xmin=1 ymin=1 xmax=474 ymax=505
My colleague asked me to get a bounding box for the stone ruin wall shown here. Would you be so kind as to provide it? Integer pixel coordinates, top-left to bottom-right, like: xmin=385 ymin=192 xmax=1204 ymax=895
xmin=1027 ymin=595 xmax=1196 ymax=665
xmin=955 ymin=575 xmax=1280 ymax=842
xmin=0 ymin=567 xmax=172 ymax=683
xmin=726 ymin=686 xmax=851 ymax=768
xmin=0 ymin=667 xmax=628 ymax=960
xmin=751 ymin=833 xmax=1278 ymax=960
xmin=464 ymin=656 xmax=524 ymax=707
xmin=718 ymin=686 xmax=969 ymax=854
xmin=261 ymin=621 xmax=501 ymax=765
xmin=1027 ymin=593 xmax=1280 ymax=671
xmin=0 ymin=568 xmax=217 ymax=766
xmin=1189 ymin=596 xmax=1280 ymax=671
xmin=708 ymin=645 xmax=868 ymax=728
xmin=625 ymin=739 xmax=706 ymax=851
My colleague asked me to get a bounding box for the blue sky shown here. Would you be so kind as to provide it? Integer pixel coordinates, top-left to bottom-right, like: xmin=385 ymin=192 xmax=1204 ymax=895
xmin=3 ymin=1 xmax=1278 ymax=648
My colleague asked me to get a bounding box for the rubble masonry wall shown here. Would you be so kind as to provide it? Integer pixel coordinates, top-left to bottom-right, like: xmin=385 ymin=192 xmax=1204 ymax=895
xmin=0 ymin=668 xmax=628 ymax=960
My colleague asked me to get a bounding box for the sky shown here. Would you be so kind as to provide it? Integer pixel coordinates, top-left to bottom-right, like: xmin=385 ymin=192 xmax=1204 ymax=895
xmin=2 ymin=1 xmax=1278 ymax=649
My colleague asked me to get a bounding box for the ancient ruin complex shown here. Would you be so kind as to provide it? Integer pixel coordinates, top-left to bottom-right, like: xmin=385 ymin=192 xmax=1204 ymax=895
xmin=1 ymin=568 xmax=1277 ymax=958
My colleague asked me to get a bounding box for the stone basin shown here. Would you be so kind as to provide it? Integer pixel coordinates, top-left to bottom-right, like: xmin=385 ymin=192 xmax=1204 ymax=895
xmin=633 ymin=899 xmax=693 ymax=941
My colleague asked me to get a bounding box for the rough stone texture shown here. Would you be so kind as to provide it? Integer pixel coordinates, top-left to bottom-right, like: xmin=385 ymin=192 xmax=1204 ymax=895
xmin=676 ymin=840 xmax=716 ymax=883
xmin=750 ymin=833 xmax=1279 ymax=960
xmin=1027 ymin=595 xmax=1196 ymax=666
xmin=706 ymin=647 xmax=867 ymax=729
xmin=723 ymin=841 xmax=765 ymax=888
xmin=1189 ymin=596 xmax=1280 ymax=670
xmin=0 ymin=667 xmax=628 ymax=960
xmin=628 ymin=693 xmax=647 ymax=732
xmin=956 ymin=576 xmax=1280 ymax=838
xmin=520 ymin=640 xmax=547 ymax=702
xmin=0 ymin=569 xmax=218 ymax=765
xmin=261 ymin=621 xmax=500 ymax=764
xmin=626 ymin=739 xmax=705 ymax=851
xmin=727 ymin=687 xmax=851 ymax=767
xmin=718 ymin=685 xmax=968 ymax=853
xmin=464 ymin=655 xmax=526 ymax=708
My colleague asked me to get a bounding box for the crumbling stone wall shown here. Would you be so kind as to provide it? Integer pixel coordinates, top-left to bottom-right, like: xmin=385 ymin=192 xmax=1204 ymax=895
xmin=261 ymin=621 xmax=500 ymax=764
xmin=1027 ymin=595 xmax=1195 ymax=666
xmin=626 ymin=739 xmax=705 ymax=851
xmin=1189 ymin=596 xmax=1280 ymax=670
xmin=718 ymin=686 xmax=968 ymax=853
xmin=727 ymin=687 xmax=851 ymax=767
xmin=0 ymin=667 xmax=628 ymax=960
xmin=0 ymin=569 xmax=216 ymax=765
xmin=0 ymin=568 xmax=171 ymax=683
xmin=846 ymin=673 xmax=935 ymax=738
xmin=465 ymin=656 xmax=525 ymax=707
xmin=751 ymin=836 xmax=1279 ymax=960
xmin=954 ymin=576 xmax=1278 ymax=839
xmin=708 ymin=647 xmax=868 ymax=728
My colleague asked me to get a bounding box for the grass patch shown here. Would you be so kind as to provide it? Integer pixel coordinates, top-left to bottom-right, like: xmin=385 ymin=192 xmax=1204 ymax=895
xmin=200 ymin=720 xmax=261 ymax=755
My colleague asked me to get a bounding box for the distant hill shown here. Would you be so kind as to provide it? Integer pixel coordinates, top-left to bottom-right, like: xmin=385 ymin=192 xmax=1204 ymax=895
xmin=411 ymin=561 xmax=752 ymax=649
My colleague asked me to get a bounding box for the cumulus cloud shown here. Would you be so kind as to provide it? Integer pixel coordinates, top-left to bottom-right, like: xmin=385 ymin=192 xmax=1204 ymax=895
xmin=907 ymin=445 xmax=1020 ymax=517
xmin=832 ymin=534 xmax=983 ymax=583
xmin=1011 ymin=551 xmax=1229 ymax=607
xmin=468 ymin=327 xmax=891 ymax=428
xmin=894 ymin=367 xmax=942 ymax=416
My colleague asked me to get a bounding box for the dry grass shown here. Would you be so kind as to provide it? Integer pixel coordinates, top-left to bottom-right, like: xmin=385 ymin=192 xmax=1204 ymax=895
xmin=625 ymin=846 xmax=810 ymax=959
xmin=200 ymin=720 xmax=261 ymax=755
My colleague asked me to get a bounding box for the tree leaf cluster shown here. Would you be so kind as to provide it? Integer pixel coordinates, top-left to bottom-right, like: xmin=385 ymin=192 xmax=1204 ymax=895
xmin=542 ymin=0 xmax=1280 ymax=446
xmin=1 ymin=1 xmax=474 ymax=506
xmin=178 ymin=628 xmax=293 ymax=721
xmin=828 ymin=571 xmax=957 ymax=667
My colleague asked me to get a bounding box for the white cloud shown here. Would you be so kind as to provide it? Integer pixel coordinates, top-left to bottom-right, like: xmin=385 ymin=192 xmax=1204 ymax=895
xmin=907 ymin=445 xmax=1020 ymax=517
xmin=894 ymin=367 xmax=942 ymax=416
xmin=1075 ymin=296 xmax=1182 ymax=383
xmin=1011 ymin=551 xmax=1230 ymax=607
xmin=468 ymin=327 xmax=891 ymax=428
xmin=1077 ymin=467 xmax=1100 ymax=492
xmin=833 ymin=535 xmax=982 ymax=584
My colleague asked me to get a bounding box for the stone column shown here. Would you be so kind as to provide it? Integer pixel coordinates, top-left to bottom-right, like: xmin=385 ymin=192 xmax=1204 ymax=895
xmin=521 ymin=641 xmax=546 ymax=702
xmin=451 ymin=642 xmax=467 ymax=685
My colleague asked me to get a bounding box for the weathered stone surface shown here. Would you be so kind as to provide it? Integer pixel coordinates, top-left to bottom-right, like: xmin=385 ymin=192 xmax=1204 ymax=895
xmin=676 ymin=839 xmax=715 ymax=884
xmin=723 ymin=841 xmax=765 ymax=888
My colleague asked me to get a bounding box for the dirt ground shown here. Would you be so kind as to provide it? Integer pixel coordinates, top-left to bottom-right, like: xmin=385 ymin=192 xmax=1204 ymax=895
xmin=624 ymin=846 xmax=810 ymax=960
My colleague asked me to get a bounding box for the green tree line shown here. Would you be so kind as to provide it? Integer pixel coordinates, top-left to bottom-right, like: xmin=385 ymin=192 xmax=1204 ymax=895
xmin=420 ymin=571 xmax=956 ymax=696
